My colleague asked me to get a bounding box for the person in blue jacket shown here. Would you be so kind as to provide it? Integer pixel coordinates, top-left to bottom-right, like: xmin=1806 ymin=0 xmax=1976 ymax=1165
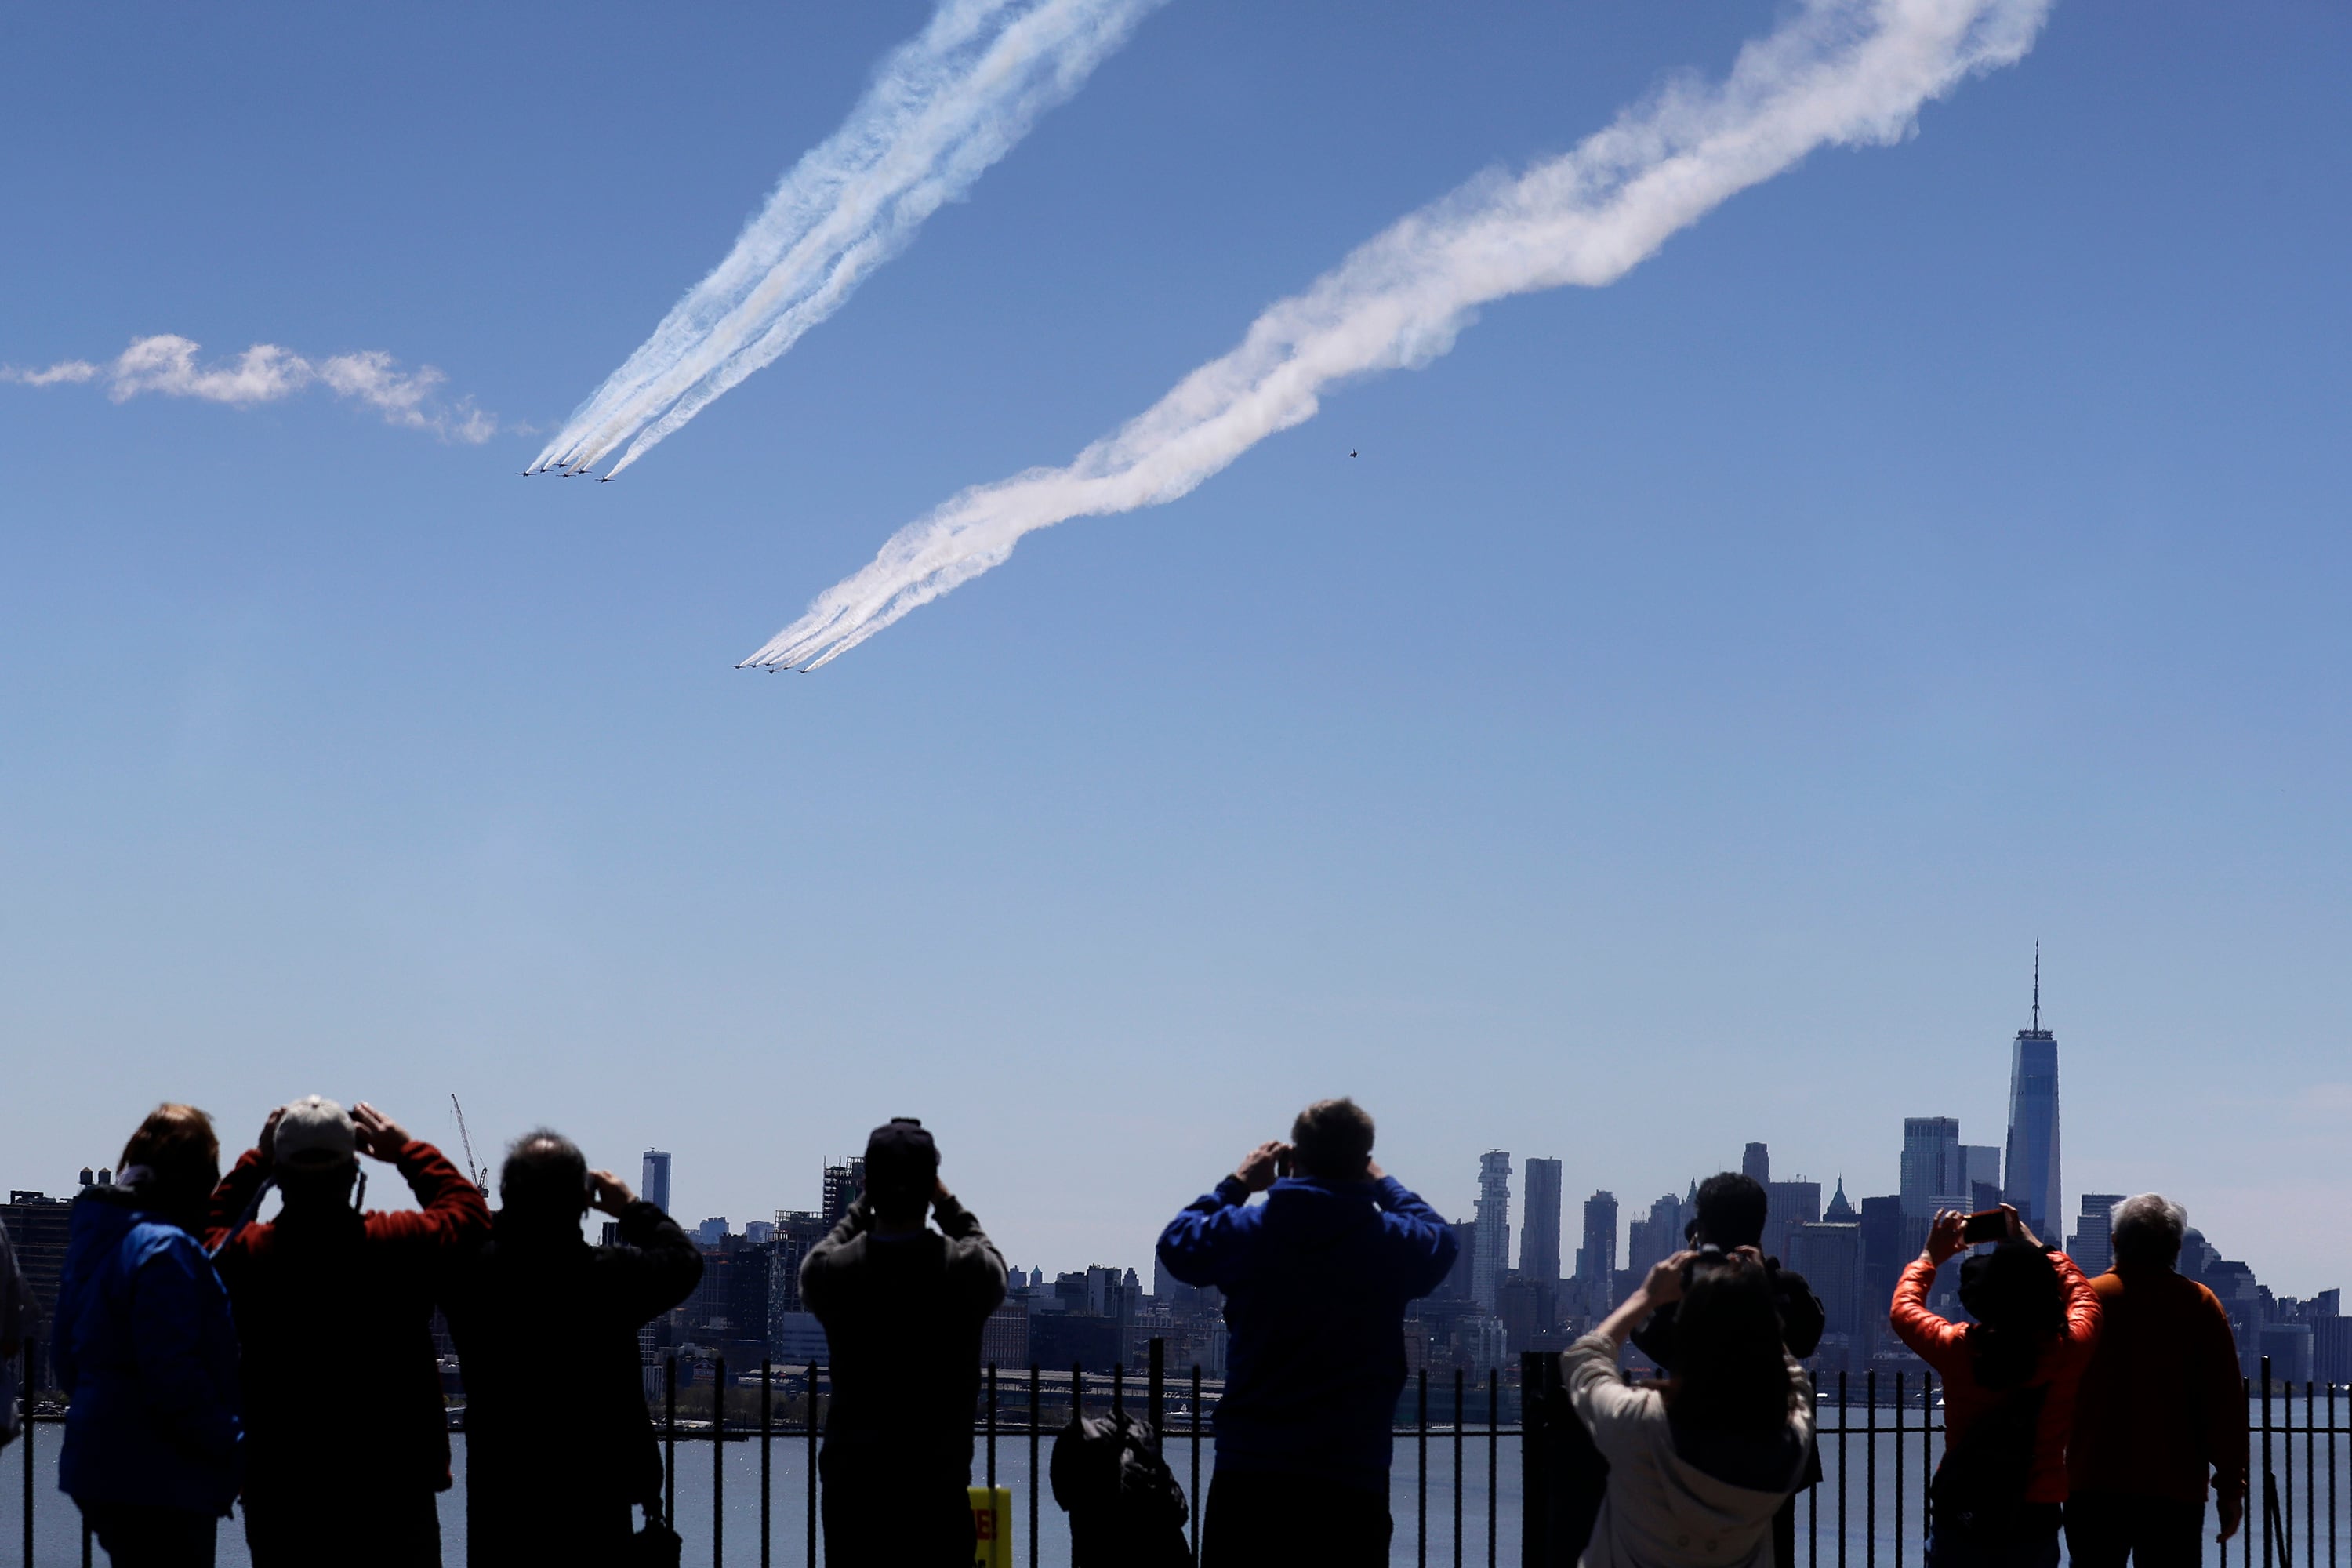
xmin=1156 ymin=1098 xmax=1457 ymax=1567
xmin=54 ymin=1104 xmax=241 ymax=1566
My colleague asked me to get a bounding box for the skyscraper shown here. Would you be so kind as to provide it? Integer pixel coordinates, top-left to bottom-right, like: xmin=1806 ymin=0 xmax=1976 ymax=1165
xmin=1577 ymin=1191 xmax=1619 ymax=1285
xmin=2068 ymin=1193 xmax=2125 ymax=1277
xmin=641 ymin=1150 xmax=673 ymax=1214
xmin=1472 ymin=1151 xmax=1512 ymax=1311
xmin=1520 ymin=1157 xmax=1563 ymax=1286
xmin=822 ymin=1157 xmax=866 ymax=1228
xmin=1743 ymin=1142 xmax=1771 ymax=1182
xmin=2003 ymin=946 xmax=2062 ymax=1232
xmin=1900 ymin=1117 xmax=1965 ymax=1218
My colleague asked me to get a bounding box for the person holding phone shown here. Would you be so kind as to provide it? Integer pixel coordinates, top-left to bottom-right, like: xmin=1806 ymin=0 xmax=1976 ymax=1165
xmin=1156 ymin=1099 xmax=1457 ymax=1567
xmin=1890 ymin=1203 xmax=2102 ymax=1568
xmin=440 ymin=1130 xmax=704 ymax=1567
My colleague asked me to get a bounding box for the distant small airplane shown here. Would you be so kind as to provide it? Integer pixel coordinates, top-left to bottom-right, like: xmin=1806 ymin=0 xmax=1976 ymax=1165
xmin=1348 ymin=449 xmax=1358 ymax=458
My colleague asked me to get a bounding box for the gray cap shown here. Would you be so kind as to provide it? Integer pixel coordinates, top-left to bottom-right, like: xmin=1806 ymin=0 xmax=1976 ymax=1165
xmin=275 ymin=1095 xmax=357 ymax=1169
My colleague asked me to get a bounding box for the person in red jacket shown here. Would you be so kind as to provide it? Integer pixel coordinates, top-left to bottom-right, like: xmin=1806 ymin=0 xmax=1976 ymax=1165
xmin=2064 ymin=1194 xmax=2247 ymax=1566
xmin=206 ymin=1097 xmax=489 ymax=1568
xmin=1890 ymin=1204 xmax=2100 ymax=1568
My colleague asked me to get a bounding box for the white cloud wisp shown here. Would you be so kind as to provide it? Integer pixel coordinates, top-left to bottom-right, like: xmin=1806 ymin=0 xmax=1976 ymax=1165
xmin=2 ymin=334 xmax=497 ymax=442
xmin=528 ymin=0 xmax=1167 ymax=481
xmin=746 ymin=0 xmax=2053 ymax=671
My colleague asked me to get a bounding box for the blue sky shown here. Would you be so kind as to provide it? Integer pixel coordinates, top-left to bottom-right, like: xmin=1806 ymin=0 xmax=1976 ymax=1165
xmin=2 ymin=2 xmax=2346 ymax=1294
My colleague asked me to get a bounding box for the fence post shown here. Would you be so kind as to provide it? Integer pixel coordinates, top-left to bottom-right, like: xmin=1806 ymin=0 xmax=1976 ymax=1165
xmin=713 ymin=1355 xmax=725 ymax=1568
xmin=761 ymin=1362 xmax=772 ymax=1568
xmin=1520 ymin=1351 xmax=1550 ymax=1568
xmin=1454 ymin=1367 xmax=1465 ymax=1568
xmin=1893 ymin=1371 xmax=1904 ymax=1568
xmin=1836 ymin=1372 xmax=1848 ymax=1568
xmin=1149 ymin=1338 xmax=1165 ymax=1439
xmin=986 ymin=1363 xmax=998 ymax=1492
xmin=1417 ymin=1367 xmax=1428 ymax=1568
xmin=21 ymin=1339 xmax=33 ymax=1568
xmin=1866 ymin=1370 xmax=1878 ymax=1568
xmin=1486 ymin=1366 xmax=1498 ymax=1568
xmin=2263 ymin=1357 xmax=2274 ymax=1568
xmin=1922 ymin=1370 xmax=1936 ymax=1545
xmin=807 ymin=1363 xmax=819 ymax=1568
xmin=1191 ymin=1363 xmax=1203 ymax=1567
xmin=665 ymin=1356 xmax=678 ymax=1531
xmin=1029 ymin=1366 xmax=1040 ymax=1568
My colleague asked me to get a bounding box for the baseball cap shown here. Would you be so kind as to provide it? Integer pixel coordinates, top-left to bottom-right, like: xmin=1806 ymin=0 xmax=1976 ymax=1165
xmin=275 ymin=1095 xmax=358 ymax=1169
xmin=862 ymin=1117 xmax=938 ymax=1206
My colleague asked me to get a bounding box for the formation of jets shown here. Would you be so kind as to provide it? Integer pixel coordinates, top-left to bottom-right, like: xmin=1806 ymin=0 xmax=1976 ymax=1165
xmin=518 ymin=462 xmax=610 ymax=481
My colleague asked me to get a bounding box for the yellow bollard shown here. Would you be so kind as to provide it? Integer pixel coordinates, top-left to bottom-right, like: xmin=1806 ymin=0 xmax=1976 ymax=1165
xmin=968 ymin=1485 xmax=1013 ymax=1568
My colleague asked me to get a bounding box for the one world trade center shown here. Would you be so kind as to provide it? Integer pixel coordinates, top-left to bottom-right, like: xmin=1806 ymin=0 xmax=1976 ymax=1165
xmin=2002 ymin=944 xmax=2061 ymax=1232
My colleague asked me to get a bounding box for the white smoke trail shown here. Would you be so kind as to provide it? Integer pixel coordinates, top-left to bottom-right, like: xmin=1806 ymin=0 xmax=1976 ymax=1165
xmin=746 ymin=0 xmax=2052 ymax=671
xmin=532 ymin=0 xmax=1166 ymax=480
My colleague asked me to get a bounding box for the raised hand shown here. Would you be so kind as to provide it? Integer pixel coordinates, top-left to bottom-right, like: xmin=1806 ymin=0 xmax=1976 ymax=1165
xmin=351 ymin=1102 xmax=410 ymax=1162
xmin=1234 ymin=1140 xmax=1290 ymax=1193
xmin=589 ymin=1170 xmax=635 ymax=1215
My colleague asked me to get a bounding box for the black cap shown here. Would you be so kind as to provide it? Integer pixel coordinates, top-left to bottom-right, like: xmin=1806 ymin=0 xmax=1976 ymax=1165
xmin=863 ymin=1117 xmax=938 ymax=1207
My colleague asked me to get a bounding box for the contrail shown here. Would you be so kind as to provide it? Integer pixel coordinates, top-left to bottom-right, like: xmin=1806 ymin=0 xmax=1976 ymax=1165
xmin=532 ymin=0 xmax=1166 ymax=481
xmin=745 ymin=0 xmax=2052 ymax=671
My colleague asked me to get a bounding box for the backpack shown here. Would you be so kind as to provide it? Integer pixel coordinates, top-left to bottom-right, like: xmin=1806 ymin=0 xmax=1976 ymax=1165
xmin=1050 ymin=1410 xmax=1191 ymax=1568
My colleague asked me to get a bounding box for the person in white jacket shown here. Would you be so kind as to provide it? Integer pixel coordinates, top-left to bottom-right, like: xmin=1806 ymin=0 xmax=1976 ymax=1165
xmin=1563 ymin=1249 xmax=1816 ymax=1568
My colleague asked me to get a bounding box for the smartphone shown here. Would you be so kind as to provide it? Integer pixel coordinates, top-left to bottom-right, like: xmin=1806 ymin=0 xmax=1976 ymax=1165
xmin=1962 ymin=1209 xmax=2007 ymax=1244
xmin=1274 ymin=1147 xmax=1292 ymax=1179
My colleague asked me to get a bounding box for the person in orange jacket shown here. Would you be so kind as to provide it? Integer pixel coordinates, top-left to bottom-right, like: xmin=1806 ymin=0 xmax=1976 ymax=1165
xmin=206 ymin=1097 xmax=489 ymax=1568
xmin=1890 ymin=1204 xmax=2101 ymax=1568
xmin=2063 ymin=1194 xmax=2247 ymax=1566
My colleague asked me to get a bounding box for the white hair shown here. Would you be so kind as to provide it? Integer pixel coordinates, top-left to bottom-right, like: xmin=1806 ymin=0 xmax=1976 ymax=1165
xmin=2110 ymin=1192 xmax=2188 ymax=1265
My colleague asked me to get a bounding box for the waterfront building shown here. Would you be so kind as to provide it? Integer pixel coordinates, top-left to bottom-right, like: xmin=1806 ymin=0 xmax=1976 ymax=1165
xmin=2002 ymin=947 xmax=2063 ymax=1232
xmin=1765 ymin=1178 xmax=1822 ymax=1265
xmin=821 ymin=1157 xmax=865 ymax=1227
xmin=0 ymin=1189 xmax=71 ymax=1389
xmin=1900 ymin=1116 xmax=1969 ymax=1218
xmin=1788 ymin=1217 xmax=1864 ymax=1341
xmin=641 ymin=1149 xmax=673 ymax=1214
xmin=1472 ymin=1151 xmax=1512 ymax=1312
xmin=1624 ymin=1193 xmax=1684 ymax=1277
xmin=2068 ymin=1193 xmax=2125 ymax=1275
xmin=1520 ymin=1158 xmax=1563 ymax=1287
xmin=1573 ymin=1190 xmax=1619 ymax=1319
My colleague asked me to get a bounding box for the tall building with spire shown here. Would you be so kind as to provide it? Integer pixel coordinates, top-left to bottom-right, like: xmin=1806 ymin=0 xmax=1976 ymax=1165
xmin=2002 ymin=943 xmax=2063 ymax=1233
xmin=1472 ymin=1151 xmax=1512 ymax=1312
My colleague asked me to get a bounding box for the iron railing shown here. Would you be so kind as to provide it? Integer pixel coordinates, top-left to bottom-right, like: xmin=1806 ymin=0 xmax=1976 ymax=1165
xmin=11 ymin=1340 xmax=2347 ymax=1566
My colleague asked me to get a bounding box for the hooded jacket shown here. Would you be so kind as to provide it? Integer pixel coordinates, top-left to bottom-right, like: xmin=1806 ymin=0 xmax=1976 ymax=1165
xmin=52 ymin=1184 xmax=242 ymax=1515
xmin=1563 ymin=1330 xmax=1813 ymax=1568
xmin=205 ymin=1138 xmax=489 ymax=1504
xmin=1156 ymin=1173 xmax=1457 ymax=1491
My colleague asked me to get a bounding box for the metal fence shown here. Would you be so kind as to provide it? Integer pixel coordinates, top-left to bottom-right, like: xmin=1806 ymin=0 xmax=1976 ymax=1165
xmin=13 ymin=1340 xmax=2347 ymax=1567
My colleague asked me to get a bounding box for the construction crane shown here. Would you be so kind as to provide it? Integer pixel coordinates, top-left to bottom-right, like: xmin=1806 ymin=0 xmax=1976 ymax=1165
xmin=449 ymin=1094 xmax=489 ymax=1192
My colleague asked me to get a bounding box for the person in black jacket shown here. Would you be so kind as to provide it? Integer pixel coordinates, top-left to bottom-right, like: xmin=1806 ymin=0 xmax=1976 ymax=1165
xmin=802 ymin=1118 xmax=1007 ymax=1568
xmin=1632 ymin=1172 xmax=1826 ymax=1568
xmin=440 ymin=1131 xmax=703 ymax=1566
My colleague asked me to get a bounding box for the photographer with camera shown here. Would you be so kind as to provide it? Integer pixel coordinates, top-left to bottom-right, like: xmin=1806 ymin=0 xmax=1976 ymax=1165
xmin=1155 ymin=1099 xmax=1457 ymax=1568
xmin=1565 ymin=1248 xmax=1816 ymax=1568
xmin=440 ymin=1130 xmax=703 ymax=1566
xmin=800 ymin=1117 xmax=1007 ymax=1568
xmin=1629 ymin=1173 xmax=1826 ymax=1568
xmin=206 ymin=1097 xmax=489 ymax=1567
xmin=1892 ymin=1203 xmax=2101 ymax=1568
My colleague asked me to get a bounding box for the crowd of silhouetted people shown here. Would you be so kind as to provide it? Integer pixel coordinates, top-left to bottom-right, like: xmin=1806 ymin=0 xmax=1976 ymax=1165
xmin=0 ymin=1095 xmax=2249 ymax=1568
